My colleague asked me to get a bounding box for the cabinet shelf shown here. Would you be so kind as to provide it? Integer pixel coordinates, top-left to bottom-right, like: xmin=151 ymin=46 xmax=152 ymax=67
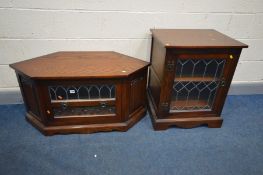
xmin=50 ymin=98 xmax=116 ymax=108
xmin=174 ymin=77 xmax=219 ymax=82
xmin=170 ymin=100 xmax=211 ymax=112
xmin=51 ymin=98 xmax=115 ymax=104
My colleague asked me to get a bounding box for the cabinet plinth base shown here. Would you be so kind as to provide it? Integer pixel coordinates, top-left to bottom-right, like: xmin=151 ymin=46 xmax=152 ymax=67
xmin=26 ymin=107 xmax=146 ymax=136
xmin=147 ymin=91 xmax=223 ymax=130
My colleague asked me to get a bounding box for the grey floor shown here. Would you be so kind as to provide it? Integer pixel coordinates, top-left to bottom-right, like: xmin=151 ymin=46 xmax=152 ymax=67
xmin=0 ymin=95 xmax=263 ymax=175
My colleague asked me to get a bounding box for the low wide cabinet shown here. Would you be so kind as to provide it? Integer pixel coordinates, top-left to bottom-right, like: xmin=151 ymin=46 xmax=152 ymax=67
xmin=10 ymin=51 xmax=149 ymax=135
xmin=147 ymin=29 xmax=248 ymax=130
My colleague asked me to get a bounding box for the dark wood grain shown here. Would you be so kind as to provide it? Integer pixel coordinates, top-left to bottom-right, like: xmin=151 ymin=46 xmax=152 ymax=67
xmin=151 ymin=29 xmax=248 ymax=49
xmin=151 ymin=37 xmax=167 ymax=80
xmin=148 ymin=68 xmax=161 ymax=110
xmin=10 ymin=51 xmax=149 ymax=79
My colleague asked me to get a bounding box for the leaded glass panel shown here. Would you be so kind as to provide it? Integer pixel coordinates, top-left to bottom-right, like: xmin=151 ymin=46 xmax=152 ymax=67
xmin=48 ymin=84 xmax=116 ymax=101
xmin=170 ymin=59 xmax=225 ymax=112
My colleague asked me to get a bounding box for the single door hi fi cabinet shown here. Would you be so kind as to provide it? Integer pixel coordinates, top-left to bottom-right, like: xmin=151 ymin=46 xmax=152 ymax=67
xmin=147 ymin=29 xmax=248 ymax=130
xmin=10 ymin=51 xmax=149 ymax=135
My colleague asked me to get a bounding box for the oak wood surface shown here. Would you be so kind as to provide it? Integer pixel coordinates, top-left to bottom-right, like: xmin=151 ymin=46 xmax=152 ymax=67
xmin=151 ymin=29 xmax=248 ymax=49
xmin=10 ymin=51 xmax=149 ymax=79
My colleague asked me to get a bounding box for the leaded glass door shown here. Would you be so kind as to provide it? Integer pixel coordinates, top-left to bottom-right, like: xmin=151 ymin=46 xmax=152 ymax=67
xmin=45 ymin=80 xmax=122 ymax=124
xmin=170 ymin=57 xmax=226 ymax=113
xmin=48 ymin=84 xmax=116 ymax=117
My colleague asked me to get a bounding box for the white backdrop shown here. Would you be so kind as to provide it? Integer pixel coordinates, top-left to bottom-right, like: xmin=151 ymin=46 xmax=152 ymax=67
xmin=0 ymin=0 xmax=262 ymax=94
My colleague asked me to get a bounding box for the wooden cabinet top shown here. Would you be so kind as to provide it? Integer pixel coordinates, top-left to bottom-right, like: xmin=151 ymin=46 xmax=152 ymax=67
xmin=10 ymin=51 xmax=150 ymax=79
xmin=151 ymin=29 xmax=248 ymax=49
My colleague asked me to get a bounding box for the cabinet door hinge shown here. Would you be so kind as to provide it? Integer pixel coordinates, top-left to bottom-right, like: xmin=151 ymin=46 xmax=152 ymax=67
xmin=166 ymin=60 xmax=175 ymax=71
xmin=220 ymin=78 xmax=226 ymax=87
xmin=161 ymin=102 xmax=169 ymax=112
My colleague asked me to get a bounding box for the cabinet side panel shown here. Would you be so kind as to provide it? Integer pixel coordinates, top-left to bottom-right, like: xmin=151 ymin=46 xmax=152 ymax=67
xmin=129 ymin=70 xmax=147 ymax=117
xmin=148 ymin=68 xmax=161 ymax=109
xmin=18 ymin=75 xmax=40 ymax=120
xmin=151 ymin=38 xmax=166 ymax=80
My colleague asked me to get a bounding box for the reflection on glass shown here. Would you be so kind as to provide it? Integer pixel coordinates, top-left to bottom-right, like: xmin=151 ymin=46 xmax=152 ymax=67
xmin=48 ymin=85 xmax=116 ymax=100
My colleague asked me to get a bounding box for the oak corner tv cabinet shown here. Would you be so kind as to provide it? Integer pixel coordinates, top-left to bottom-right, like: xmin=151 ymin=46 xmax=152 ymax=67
xmin=147 ymin=29 xmax=248 ymax=130
xmin=10 ymin=51 xmax=149 ymax=136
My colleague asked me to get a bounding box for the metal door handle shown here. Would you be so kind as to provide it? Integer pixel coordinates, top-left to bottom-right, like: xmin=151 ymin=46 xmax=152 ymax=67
xmin=100 ymin=102 xmax=107 ymax=108
xmin=61 ymin=102 xmax=68 ymax=110
xmin=220 ymin=79 xmax=225 ymax=87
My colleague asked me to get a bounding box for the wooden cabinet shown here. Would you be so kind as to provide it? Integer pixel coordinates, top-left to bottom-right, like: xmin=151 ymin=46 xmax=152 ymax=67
xmin=10 ymin=51 xmax=149 ymax=135
xmin=147 ymin=29 xmax=248 ymax=130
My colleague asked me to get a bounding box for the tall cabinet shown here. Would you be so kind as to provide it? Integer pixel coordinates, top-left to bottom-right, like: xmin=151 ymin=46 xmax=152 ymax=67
xmin=147 ymin=29 xmax=248 ymax=130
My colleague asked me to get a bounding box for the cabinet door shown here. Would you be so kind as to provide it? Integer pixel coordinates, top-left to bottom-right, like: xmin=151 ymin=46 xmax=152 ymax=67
xmin=42 ymin=80 xmax=122 ymax=125
xmin=165 ymin=49 xmax=241 ymax=117
xmin=170 ymin=58 xmax=225 ymax=112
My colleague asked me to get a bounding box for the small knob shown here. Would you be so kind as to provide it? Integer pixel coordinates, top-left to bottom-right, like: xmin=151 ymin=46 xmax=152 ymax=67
xmin=61 ymin=102 xmax=67 ymax=110
xmin=100 ymin=102 xmax=107 ymax=108
xmin=229 ymin=55 xmax=234 ymax=59
xmin=46 ymin=110 xmax=51 ymax=115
